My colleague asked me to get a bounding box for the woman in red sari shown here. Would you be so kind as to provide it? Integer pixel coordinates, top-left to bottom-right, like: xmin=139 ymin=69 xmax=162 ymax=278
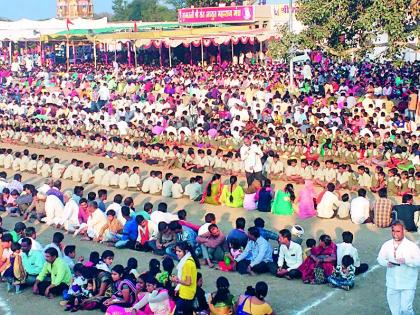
xmin=299 ymin=234 xmax=336 ymax=284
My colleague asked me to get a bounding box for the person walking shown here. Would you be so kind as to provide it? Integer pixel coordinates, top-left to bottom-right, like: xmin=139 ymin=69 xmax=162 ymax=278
xmin=377 ymin=220 xmax=420 ymax=315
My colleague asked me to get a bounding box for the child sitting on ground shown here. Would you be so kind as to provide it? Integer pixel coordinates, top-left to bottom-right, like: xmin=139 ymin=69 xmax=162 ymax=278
xmin=3 ymin=242 xmax=26 ymax=294
xmin=337 ymin=194 xmax=350 ymax=219
xmin=303 ymin=238 xmax=316 ymax=259
xmin=217 ymin=238 xmax=242 ymax=272
xmin=327 ymin=255 xmax=356 ymax=291
xmin=65 ymin=263 xmax=95 ymax=312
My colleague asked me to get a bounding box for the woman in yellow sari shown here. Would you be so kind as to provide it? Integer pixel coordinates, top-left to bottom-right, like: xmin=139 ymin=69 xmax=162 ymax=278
xmin=201 ymin=174 xmax=223 ymax=205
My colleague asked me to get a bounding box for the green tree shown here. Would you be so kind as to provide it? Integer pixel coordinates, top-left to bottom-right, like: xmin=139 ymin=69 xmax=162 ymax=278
xmin=112 ymin=0 xmax=177 ymax=21
xmin=112 ymin=0 xmax=128 ymax=21
xmin=270 ymin=0 xmax=419 ymax=60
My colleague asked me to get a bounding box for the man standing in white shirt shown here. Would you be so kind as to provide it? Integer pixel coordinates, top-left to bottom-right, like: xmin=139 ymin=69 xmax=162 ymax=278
xmin=240 ymin=137 xmax=264 ymax=186
xmin=377 ymin=221 xmax=420 ymax=315
xmin=350 ymin=188 xmax=372 ymax=224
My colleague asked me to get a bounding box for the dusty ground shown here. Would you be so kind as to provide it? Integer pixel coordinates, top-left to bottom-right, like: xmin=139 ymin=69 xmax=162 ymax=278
xmin=0 ymin=143 xmax=419 ymax=315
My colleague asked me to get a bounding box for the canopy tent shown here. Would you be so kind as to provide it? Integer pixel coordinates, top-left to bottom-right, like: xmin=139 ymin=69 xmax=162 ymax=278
xmin=0 ymin=17 xmax=109 ymax=41
xmin=88 ymin=25 xmax=255 ymax=43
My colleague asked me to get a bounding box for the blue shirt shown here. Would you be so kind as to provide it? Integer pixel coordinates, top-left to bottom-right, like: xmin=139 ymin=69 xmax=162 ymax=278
xmin=227 ymin=229 xmax=248 ymax=248
xmin=177 ymin=226 xmax=197 ymax=248
xmin=235 ymin=237 xmax=273 ymax=267
xmin=95 ymin=199 xmax=106 ymax=212
xmin=257 ymin=227 xmax=278 ymax=241
xmin=121 ymin=217 xmax=138 ymax=241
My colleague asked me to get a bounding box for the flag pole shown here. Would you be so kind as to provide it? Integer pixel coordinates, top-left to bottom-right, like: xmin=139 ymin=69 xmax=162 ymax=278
xmin=66 ymin=35 xmax=70 ymax=71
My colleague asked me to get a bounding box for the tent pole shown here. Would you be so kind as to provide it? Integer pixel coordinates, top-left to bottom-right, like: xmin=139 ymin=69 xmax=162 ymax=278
xmin=66 ymin=36 xmax=70 ymax=71
xmin=72 ymin=41 xmax=76 ymax=65
xmin=201 ymin=38 xmax=204 ymax=66
xmin=9 ymin=41 xmax=12 ymax=64
xmin=190 ymin=43 xmax=192 ymax=65
xmin=159 ymin=44 xmax=162 ymax=67
xmin=127 ymin=42 xmax=131 ymax=67
xmin=114 ymin=42 xmax=117 ymax=62
xmin=134 ymin=44 xmax=137 ymax=67
xmin=168 ymin=44 xmax=172 ymax=68
xmin=93 ymin=39 xmax=97 ymax=70
xmin=231 ymin=39 xmax=234 ymax=62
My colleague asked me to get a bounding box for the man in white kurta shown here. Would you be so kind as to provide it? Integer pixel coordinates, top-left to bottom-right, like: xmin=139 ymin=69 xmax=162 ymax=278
xmin=42 ymin=195 xmax=64 ymax=226
xmin=377 ymin=221 xmax=420 ymax=315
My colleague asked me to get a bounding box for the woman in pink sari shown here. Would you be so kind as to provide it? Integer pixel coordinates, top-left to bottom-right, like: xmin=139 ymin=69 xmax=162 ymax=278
xmin=106 ymin=277 xmax=174 ymax=315
xmin=298 ymin=234 xmax=336 ymax=284
xmin=297 ymin=180 xmax=316 ymax=219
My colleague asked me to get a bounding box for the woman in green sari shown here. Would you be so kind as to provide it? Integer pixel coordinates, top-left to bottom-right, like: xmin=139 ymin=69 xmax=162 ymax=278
xmin=220 ymin=176 xmax=245 ymax=208
xmin=272 ymin=184 xmax=295 ymax=216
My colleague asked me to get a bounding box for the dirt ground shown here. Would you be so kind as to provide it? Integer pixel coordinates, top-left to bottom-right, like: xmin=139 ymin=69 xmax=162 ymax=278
xmin=0 ymin=143 xmax=419 ymax=315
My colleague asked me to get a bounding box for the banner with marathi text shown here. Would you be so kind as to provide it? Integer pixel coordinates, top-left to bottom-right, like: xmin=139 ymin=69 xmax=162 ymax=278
xmin=178 ymin=5 xmax=255 ymax=24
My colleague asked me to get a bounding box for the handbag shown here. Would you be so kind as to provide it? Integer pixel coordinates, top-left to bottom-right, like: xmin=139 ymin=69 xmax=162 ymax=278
xmin=314 ymin=265 xmax=326 ymax=284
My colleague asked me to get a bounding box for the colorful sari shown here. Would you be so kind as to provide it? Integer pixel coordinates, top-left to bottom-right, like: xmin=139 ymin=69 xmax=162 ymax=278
xmin=298 ymin=243 xmax=337 ymax=282
xmin=272 ymin=190 xmax=293 ymax=215
xmin=298 ymin=181 xmax=316 ymax=219
xmin=201 ymin=182 xmax=223 ymax=205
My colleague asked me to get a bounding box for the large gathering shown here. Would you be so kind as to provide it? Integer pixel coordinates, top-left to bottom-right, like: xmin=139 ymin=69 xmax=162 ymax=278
xmin=0 ymin=0 xmax=420 ymax=315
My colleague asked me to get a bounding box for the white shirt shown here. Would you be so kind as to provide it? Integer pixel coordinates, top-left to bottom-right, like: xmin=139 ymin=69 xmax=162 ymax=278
xmin=150 ymin=211 xmax=177 ymax=225
xmin=240 ymin=144 xmax=263 ymax=173
xmin=198 ymin=223 xmax=211 ymax=236
xmin=350 ymin=196 xmax=370 ymax=224
xmin=336 ymin=242 xmax=361 ymax=267
xmin=377 ymin=238 xmax=420 ymax=290
xmin=277 ymin=241 xmax=303 ymax=270
xmin=317 ymin=191 xmax=340 ymax=218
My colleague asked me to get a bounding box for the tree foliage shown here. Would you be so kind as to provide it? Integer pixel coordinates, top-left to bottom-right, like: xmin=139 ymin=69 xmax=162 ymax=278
xmin=270 ymin=0 xmax=419 ymax=60
xmin=112 ymin=0 xmax=177 ymax=21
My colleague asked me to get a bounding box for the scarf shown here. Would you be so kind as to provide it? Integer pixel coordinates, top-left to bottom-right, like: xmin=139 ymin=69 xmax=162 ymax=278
xmin=175 ymin=252 xmax=192 ymax=292
xmin=13 ymin=253 xmax=26 ymax=284
xmin=138 ymin=223 xmax=150 ymax=245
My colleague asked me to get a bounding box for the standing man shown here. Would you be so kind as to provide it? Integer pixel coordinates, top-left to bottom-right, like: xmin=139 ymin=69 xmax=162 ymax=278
xmin=240 ymin=137 xmax=263 ymax=186
xmin=377 ymin=221 xmax=420 ymax=315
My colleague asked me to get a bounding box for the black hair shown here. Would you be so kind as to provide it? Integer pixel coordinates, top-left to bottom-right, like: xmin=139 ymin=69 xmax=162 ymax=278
xmin=212 ymin=276 xmax=232 ymax=305
xmin=254 ymin=217 xmax=264 ymax=228
xmin=306 ymin=238 xmax=316 ymax=248
xmin=101 ymin=250 xmax=114 ymax=260
xmin=279 ymin=229 xmax=291 ymax=241
xmin=111 ymin=264 xmax=125 ymax=278
xmin=341 ymin=255 xmax=354 ymax=268
xmin=236 ymin=217 xmax=246 ymax=230
xmin=162 ymin=257 xmax=175 ymax=274
xmin=204 ymin=212 xmax=216 ymax=223
xmin=342 ymin=231 xmax=353 ymax=244
xmin=52 ymin=232 xmax=64 ymax=244
xmin=255 ymin=281 xmax=268 ymax=301
xmin=45 ymin=247 xmax=59 ymax=257
xmin=175 ymin=241 xmax=200 ymax=269
xmin=342 ymin=193 xmax=349 ymax=202
xmin=64 ymin=245 xmax=76 ymax=256
xmin=284 ymin=184 xmax=295 ymax=202
xmin=89 ymin=251 xmax=100 ymax=265
xmin=229 ymin=176 xmax=238 ymax=203
xmin=148 ymin=258 xmax=161 ymax=277
xmin=320 ymin=234 xmax=332 ymax=246
xmin=248 ymin=226 xmax=260 ymax=239
xmin=207 ymin=174 xmax=221 ymax=197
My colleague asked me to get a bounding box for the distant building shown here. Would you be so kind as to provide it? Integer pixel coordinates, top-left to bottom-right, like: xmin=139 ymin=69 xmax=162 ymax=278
xmin=57 ymin=0 xmax=94 ymax=19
